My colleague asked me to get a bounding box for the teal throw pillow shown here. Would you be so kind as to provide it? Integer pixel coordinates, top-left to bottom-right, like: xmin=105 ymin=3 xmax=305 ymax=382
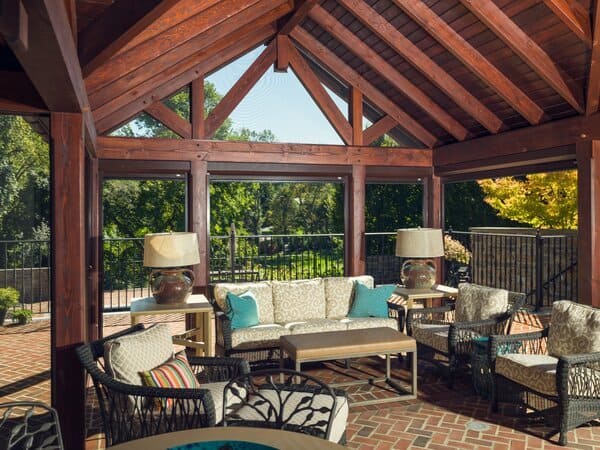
xmin=349 ymin=282 xmax=396 ymax=318
xmin=226 ymin=291 xmax=259 ymax=330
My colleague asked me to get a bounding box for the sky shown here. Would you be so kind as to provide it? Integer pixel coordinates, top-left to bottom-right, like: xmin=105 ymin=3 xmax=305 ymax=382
xmin=206 ymin=45 xmax=350 ymax=145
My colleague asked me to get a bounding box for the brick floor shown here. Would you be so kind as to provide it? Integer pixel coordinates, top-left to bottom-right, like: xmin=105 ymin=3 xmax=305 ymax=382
xmin=1 ymin=313 xmax=599 ymax=449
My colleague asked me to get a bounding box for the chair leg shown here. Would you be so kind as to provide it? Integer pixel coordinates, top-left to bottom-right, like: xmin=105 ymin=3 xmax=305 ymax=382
xmin=447 ymin=356 xmax=456 ymax=389
xmin=558 ymin=430 xmax=568 ymax=446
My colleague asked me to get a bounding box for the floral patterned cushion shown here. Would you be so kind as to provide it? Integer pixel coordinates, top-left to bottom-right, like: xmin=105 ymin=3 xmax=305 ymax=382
xmin=495 ymin=353 xmax=558 ymax=396
xmin=455 ymin=283 xmax=509 ymax=322
xmin=214 ymin=282 xmax=274 ymax=325
xmin=284 ymin=318 xmax=348 ymax=335
xmin=547 ymin=300 xmax=600 ymax=357
xmin=323 ymin=275 xmax=374 ymax=319
xmin=272 ymin=278 xmax=326 ymax=323
xmin=230 ymin=324 xmax=287 ymax=349
xmin=341 ymin=317 xmax=398 ymax=331
xmin=412 ymin=324 xmax=449 ymax=353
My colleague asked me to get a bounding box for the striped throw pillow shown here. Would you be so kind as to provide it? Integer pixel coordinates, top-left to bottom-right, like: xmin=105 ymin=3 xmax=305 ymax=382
xmin=140 ymin=352 xmax=200 ymax=408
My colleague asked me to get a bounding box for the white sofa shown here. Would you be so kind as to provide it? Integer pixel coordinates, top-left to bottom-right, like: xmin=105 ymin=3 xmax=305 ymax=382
xmin=211 ymin=276 xmax=400 ymax=362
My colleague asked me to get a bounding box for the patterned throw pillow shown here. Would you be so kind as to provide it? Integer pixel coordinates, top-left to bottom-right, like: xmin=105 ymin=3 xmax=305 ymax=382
xmin=348 ymin=282 xmax=395 ymax=318
xmin=226 ymin=291 xmax=260 ymax=329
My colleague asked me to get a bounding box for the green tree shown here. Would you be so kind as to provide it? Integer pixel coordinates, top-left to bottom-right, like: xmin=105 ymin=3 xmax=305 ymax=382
xmin=365 ymin=184 xmax=423 ymax=232
xmin=478 ymin=170 xmax=577 ymax=229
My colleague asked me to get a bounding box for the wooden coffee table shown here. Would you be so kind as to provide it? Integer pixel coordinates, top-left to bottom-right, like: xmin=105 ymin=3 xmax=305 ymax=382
xmin=280 ymin=327 xmax=417 ymax=406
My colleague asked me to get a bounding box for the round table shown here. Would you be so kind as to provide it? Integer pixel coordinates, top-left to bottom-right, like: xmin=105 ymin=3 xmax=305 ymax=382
xmin=109 ymin=427 xmax=345 ymax=450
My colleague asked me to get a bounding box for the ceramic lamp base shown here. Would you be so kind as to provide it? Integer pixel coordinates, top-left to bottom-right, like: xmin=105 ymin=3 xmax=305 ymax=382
xmin=401 ymin=259 xmax=437 ymax=289
xmin=150 ymin=268 xmax=195 ymax=304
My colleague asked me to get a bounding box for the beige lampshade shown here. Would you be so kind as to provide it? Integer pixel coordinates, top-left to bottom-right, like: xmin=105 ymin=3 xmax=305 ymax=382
xmin=143 ymin=232 xmax=200 ymax=268
xmin=395 ymin=228 xmax=444 ymax=258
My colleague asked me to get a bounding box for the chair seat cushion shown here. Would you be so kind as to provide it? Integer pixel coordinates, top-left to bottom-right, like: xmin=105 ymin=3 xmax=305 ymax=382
xmin=495 ymin=353 xmax=558 ymax=396
xmin=341 ymin=317 xmax=398 ymax=331
xmin=412 ymin=324 xmax=449 ymax=353
xmin=231 ymin=324 xmax=287 ymax=349
xmin=284 ymin=319 xmax=348 ymax=334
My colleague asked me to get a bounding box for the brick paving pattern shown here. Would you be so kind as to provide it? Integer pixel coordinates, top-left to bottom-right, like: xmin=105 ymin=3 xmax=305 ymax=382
xmin=1 ymin=312 xmax=598 ymax=449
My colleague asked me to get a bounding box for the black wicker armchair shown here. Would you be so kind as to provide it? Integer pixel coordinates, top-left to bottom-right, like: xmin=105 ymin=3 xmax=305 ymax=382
xmin=222 ymin=368 xmax=348 ymax=444
xmin=0 ymin=401 xmax=64 ymax=450
xmin=406 ymin=283 xmax=525 ymax=387
xmin=490 ymin=300 xmax=600 ymax=446
xmin=76 ymin=324 xmax=249 ymax=447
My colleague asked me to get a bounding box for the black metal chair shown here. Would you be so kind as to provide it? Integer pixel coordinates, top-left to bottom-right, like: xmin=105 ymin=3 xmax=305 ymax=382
xmin=76 ymin=324 xmax=249 ymax=447
xmin=0 ymin=401 xmax=64 ymax=450
xmin=222 ymin=368 xmax=348 ymax=444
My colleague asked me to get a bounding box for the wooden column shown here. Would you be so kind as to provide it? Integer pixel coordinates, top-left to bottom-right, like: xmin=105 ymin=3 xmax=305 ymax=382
xmin=189 ymin=160 xmax=209 ymax=291
xmin=86 ymin=155 xmax=101 ymax=341
xmin=191 ymin=78 xmax=205 ymax=139
xmin=347 ymin=165 xmax=366 ymax=275
xmin=50 ymin=112 xmax=87 ymax=450
xmin=424 ymin=174 xmax=444 ymax=283
xmin=576 ymin=140 xmax=600 ymax=306
xmin=349 ymin=86 xmax=363 ymax=146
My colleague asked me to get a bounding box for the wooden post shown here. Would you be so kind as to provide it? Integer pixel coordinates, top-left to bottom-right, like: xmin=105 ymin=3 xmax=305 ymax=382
xmin=347 ymin=165 xmax=366 ymax=275
xmin=191 ymin=78 xmax=205 ymax=139
xmin=349 ymin=86 xmax=363 ymax=146
xmin=189 ymin=159 xmax=209 ymax=291
xmin=86 ymin=155 xmax=101 ymax=341
xmin=424 ymin=174 xmax=444 ymax=283
xmin=50 ymin=112 xmax=87 ymax=450
xmin=576 ymin=140 xmax=600 ymax=306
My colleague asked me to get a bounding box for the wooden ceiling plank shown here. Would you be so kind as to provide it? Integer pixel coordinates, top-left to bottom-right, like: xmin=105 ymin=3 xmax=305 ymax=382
xmin=2 ymin=0 xmax=97 ymax=153
xmin=95 ymin=25 xmax=276 ymax=135
xmin=542 ymin=0 xmax=592 ymax=45
xmin=290 ymin=27 xmax=438 ymax=148
xmin=287 ymin=39 xmax=353 ymax=145
xmin=586 ymin=0 xmax=600 ymax=115
xmin=144 ymin=101 xmax=191 ymax=138
xmin=394 ymin=0 xmax=545 ymax=126
xmin=79 ymin=0 xmax=181 ymax=78
xmin=363 ymin=115 xmax=397 ymax=145
xmin=86 ymin=0 xmax=267 ymax=95
xmin=279 ymin=0 xmax=318 ymax=35
xmin=337 ymin=0 xmax=503 ymax=134
xmin=459 ymin=0 xmax=585 ymax=114
xmin=88 ymin=0 xmax=291 ymax=110
xmin=204 ymin=41 xmax=277 ymax=139
xmin=310 ymin=4 xmax=469 ymax=140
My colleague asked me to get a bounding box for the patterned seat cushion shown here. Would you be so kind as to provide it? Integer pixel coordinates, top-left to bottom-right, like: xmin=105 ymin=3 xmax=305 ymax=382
xmin=341 ymin=317 xmax=398 ymax=331
xmin=412 ymin=324 xmax=449 ymax=353
xmin=495 ymin=353 xmax=558 ymax=396
xmin=284 ymin=318 xmax=348 ymax=335
xmin=548 ymin=300 xmax=600 ymax=357
xmin=272 ymin=278 xmax=326 ymax=323
xmin=323 ymin=275 xmax=374 ymax=319
xmin=455 ymin=283 xmax=509 ymax=322
xmin=214 ymin=282 xmax=274 ymax=325
xmin=231 ymin=324 xmax=287 ymax=349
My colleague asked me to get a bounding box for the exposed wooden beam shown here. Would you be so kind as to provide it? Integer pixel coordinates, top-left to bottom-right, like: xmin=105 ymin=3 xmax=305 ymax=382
xmin=460 ymin=0 xmax=584 ymax=113
xmin=79 ymin=0 xmax=180 ymax=78
xmin=191 ymin=77 xmax=205 ymax=139
xmin=275 ymin=34 xmax=290 ymax=72
xmin=278 ymin=0 xmax=318 ymax=35
xmin=310 ymin=4 xmax=469 ymax=140
xmin=3 ymin=0 xmax=97 ymax=153
xmin=0 ymin=97 xmax=46 ymax=114
xmin=394 ymin=0 xmax=545 ymax=126
xmin=63 ymin=0 xmax=76 ymax=45
xmin=144 ymin=101 xmax=191 ymax=138
xmin=349 ymin=86 xmax=363 ymax=146
xmin=0 ymin=70 xmax=47 ymax=111
xmin=204 ymin=41 xmax=276 ymax=139
xmin=543 ymin=0 xmax=592 ymax=45
xmin=287 ymin=40 xmax=353 ymax=145
xmin=95 ymin=24 xmax=276 ymax=135
xmin=0 ymin=0 xmax=28 ymax=52
xmin=363 ymin=115 xmax=397 ymax=146
xmin=586 ymin=0 xmax=600 ymax=115
xmin=337 ymin=0 xmax=503 ymax=134
xmin=97 ymin=136 xmax=433 ymax=167
xmin=290 ymin=27 xmax=438 ymax=148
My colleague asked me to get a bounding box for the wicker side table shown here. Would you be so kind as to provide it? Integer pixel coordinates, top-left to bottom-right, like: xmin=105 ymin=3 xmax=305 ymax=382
xmin=471 ymin=337 xmax=493 ymax=399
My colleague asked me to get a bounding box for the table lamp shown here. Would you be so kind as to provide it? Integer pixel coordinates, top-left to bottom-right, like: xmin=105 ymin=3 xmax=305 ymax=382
xmin=395 ymin=228 xmax=444 ymax=289
xmin=143 ymin=232 xmax=200 ymax=304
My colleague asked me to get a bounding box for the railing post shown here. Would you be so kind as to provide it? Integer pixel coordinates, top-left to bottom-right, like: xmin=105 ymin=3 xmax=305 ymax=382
xmin=229 ymin=224 xmax=236 ymax=282
xmin=535 ymin=229 xmax=543 ymax=311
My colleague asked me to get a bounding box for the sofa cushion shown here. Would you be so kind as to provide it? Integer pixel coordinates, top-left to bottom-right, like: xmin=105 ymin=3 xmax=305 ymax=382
xmin=341 ymin=317 xmax=398 ymax=331
xmin=104 ymin=323 xmax=174 ymax=386
xmin=284 ymin=318 xmax=348 ymax=335
xmin=226 ymin=291 xmax=259 ymax=330
xmin=348 ymin=283 xmax=395 ymax=318
xmin=548 ymin=300 xmax=600 ymax=357
xmin=324 ymin=275 xmax=374 ymax=319
xmin=272 ymin=278 xmax=326 ymax=323
xmin=455 ymin=283 xmax=509 ymax=322
xmin=495 ymin=353 xmax=558 ymax=396
xmin=412 ymin=324 xmax=450 ymax=353
xmin=231 ymin=324 xmax=287 ymax=349
xmin=214 ymin=282 xmax=274 ymax=325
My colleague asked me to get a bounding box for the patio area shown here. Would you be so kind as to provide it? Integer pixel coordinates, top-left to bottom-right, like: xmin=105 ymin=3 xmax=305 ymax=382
xmin=2 ymin=312 xmax=598 ymax=450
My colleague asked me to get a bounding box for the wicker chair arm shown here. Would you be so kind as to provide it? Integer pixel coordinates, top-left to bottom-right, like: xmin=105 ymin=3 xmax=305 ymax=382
xmin=451 ymin=315 xmax=510 ymax=331
xmin=214 ymin=311 xmax=233 ymax=350
xmin=406 ymin=305 xmax=454 ymax=335
xmin=489 ymin=328 xmax=549 ymax=361
xmin=188 ymin=356 xmax=250 ymax=382
xmin=557 ymin=352 xmax=600 ymax=400
xmin=559 ymin=352 xmax=600 ymax=366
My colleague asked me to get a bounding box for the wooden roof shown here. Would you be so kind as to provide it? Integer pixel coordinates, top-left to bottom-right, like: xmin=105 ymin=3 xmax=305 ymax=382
xmin=0 ymin=0 xmax=598 ymax=151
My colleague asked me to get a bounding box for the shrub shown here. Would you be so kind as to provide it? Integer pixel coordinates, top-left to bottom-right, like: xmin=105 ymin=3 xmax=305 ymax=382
xmin=0 ymin=287 xmax=20 ymax=310
xmin=444 ymin=235 xmax=471 ymax=264
xmin=12 ymin=308 xmax=32 ymax=325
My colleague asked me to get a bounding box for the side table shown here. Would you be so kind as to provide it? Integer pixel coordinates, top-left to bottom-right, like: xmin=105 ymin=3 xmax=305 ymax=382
xmin=388 ymin=284 xmax=458 ymax=331
xmin=130 ymin=294 xmax=215 ymax=356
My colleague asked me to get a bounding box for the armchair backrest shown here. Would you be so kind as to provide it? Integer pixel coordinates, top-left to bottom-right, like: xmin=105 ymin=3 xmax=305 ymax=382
xmin=455 ymin=283 xmax=510 ymax=322
xmin=548 ymin=300 xmax=600 ymax=357
xmin=0 ymin=402 xmax=63 ymax=450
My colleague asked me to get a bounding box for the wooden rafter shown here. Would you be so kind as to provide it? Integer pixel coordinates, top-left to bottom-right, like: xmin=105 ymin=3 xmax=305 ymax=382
xmin=144 ymin=101 xmax=191 ymax=138
xmin=542 ymin=0 xmax=592 ymax=45
xmin=393 ymin=0 xmax=545 ymax=126
xmin=79 ymin=0 xmax=181 ymax=77
xmin=279 ymin=0 xmax=318 ymax=35
xmin=287 ymin=40 xmax=353 ymax=145
xmin=363 ymin=115 xmax=397 ymax=145
xmin=205 ymin=41 xmax=276 ymax=139
xmin=310 ymin=4 xmax=469 ymax=141
xmin=586 ymin=0 xmax=600 ymax=115
xmin=337 ymin=0 xmax=503 ymax=134
xmin=290 ymin=27 xmax=438 ymax=148
xmin=460 ymin=0 xmax=584 ymax=114
xmin=95 ymin=24 xmax=276 ymax=135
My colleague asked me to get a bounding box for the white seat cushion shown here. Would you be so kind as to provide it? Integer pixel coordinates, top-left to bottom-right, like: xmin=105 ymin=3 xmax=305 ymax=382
xmin=231 ymin=324 xmax=287 ymax=349
xmin=495 ymin=353 xmax=558 ymax=396
xmin=284 ymin=318 xmax=348 ymax=334
xmin=341 ymin=317 xmax=398 ymax=331
xmin=412 ymin=324 xmax=449 ymax=353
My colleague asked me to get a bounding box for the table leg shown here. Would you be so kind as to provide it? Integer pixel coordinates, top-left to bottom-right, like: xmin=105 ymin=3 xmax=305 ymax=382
xmin=131 ymin=315 xmax=140 ymax=326
xmin=386 ymin=353 xmax=391 ymax=379
xmin=411 ymin=349 xmax=418 ymax=395
xmin=202 ymin=311 xmax=215 ymax=357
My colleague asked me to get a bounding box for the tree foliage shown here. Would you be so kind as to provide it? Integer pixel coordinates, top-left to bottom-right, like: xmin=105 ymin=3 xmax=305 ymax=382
xmin=477 ymin=170 xmax=577 ymax=229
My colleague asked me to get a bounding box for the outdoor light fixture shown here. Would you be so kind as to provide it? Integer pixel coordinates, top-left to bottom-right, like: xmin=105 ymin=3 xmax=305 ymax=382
xmin=395 ymin=228 xmax=444 ymax=289
xmin=143 ymin=232 xmax=200 ymax=304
